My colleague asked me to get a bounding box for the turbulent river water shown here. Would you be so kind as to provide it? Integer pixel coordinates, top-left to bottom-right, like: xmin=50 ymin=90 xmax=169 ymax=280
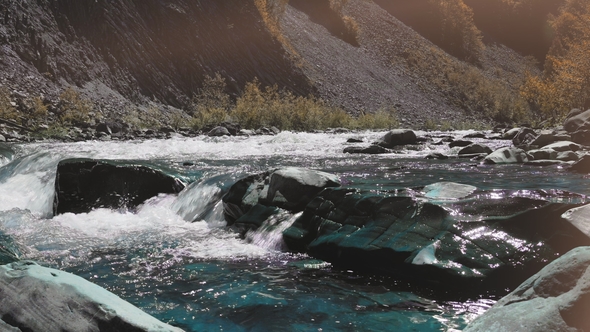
xmin=1 ymin=130 xmax=589 ymax=331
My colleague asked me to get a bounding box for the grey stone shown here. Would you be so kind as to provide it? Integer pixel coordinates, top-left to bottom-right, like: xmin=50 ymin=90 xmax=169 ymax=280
xmin=512 ymin=128 xmax=537 ymax=146
xmin=556 ymin=151 xmax=579 ymax=162
xmin=528 ymin=149 xmax=557 ymax=160
xmin=564 ymin=108 xmax=590 ymax=132
xmin=570 ymin=155 xmax=590 ymax=173
xmin=542 ymin=141 xmax=581 ymax=152
xmin=343 ymin=145 xmax=389 ymax=154
xmin=448 ymin=140 xmax=473 ymax=148
xmin=502 ymin=127 xmax=520 ymax=139
xmin=458 ymin=143 xmax=492 ymax=155
xmin=0 ymin=261 xmax=183 ymax=332
xmin=464 ymin=247 xmax=590 ymax=332
xmin=207 ymin=126 xmax=231 ymax=137
xmin=483 ymin=147 xmax=529 ymax=164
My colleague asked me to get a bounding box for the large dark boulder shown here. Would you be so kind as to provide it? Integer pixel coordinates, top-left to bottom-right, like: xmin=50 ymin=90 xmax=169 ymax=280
xmin=512 ymin=128 xmax=537 ymax=147
xmin=222 ymin=167 xmax=341 ymax=225
xmin=376 ymin=129 xmax=417 ymax=148
xmin=564 ymin=108 xmax=590 ymax=132
xmin=464 ymin=246 xmax=590 ymax=332
xmin=282 ymin=185 xmax=588 ymax=295
xmin=0 ymin=261 xmax=182 ymax=332
xmin=53 ymin=159 xmax=185 ymax=215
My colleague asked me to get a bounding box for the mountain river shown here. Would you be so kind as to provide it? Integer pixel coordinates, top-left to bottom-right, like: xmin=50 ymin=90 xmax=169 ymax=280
xmin=0 ymin=130 xmax=589 ymax=331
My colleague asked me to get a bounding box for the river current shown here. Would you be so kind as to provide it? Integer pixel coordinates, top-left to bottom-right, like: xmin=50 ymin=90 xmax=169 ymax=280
xmin=0 ymin=130 xmax=589 ymax=331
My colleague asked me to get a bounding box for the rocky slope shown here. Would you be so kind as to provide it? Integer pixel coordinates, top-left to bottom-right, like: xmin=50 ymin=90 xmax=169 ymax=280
xmin=0 ymin=0 xmax=541 ymax=127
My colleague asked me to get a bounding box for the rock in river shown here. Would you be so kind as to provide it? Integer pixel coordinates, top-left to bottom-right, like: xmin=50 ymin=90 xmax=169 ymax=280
xmin=53 ymin=159 xmax=185 ymax=215
xmin=0 ymin=261 xmax=182 ymax=332
xmin=222 ymin=167 xmax=341 ymax=225
xmin=282 ymin=185 xmax=589 ymax=295
xmin=376 ymin=129 xmax=417 ymax=148
xmin=343 ymin=145 xmax=390 ymax=154
xmin=483 ymin=147 xmax=529 ymax=164
xmin=464 ymin=246 xmax=590 ymax=332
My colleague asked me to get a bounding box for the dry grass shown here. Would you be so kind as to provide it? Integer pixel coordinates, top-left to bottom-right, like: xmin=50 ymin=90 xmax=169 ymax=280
xmin=57 ymin=87 xmax=92 ymax=125
xmin=0 ymin=87 xmax=19 ymax=123
xmin=403 ymin=46 xmax=532 ymax=124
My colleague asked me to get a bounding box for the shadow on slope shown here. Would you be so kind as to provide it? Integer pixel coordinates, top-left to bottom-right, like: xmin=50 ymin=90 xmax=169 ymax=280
xmin=289 ymin=0 xmax=359 ymax=47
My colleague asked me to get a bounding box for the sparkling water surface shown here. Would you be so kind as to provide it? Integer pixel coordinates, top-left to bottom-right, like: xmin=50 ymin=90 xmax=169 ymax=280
xmin=0 ymin=131 xmax=588 ymax=331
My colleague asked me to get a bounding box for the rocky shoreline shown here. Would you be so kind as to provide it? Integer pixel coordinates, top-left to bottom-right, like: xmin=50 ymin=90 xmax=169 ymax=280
xmin=2 ymin=109 xmax=590 ymax=331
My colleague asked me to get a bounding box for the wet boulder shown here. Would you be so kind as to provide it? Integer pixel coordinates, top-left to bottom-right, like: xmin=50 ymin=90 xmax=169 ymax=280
xmin=448 ymin=140 xmax=473 ymax=148
xmin=556 ymin=151 xmax=579 ymax=162
xmin=571 ymin=130 xmax=590 ymax=146
xmin=563 ymin=204 xmax=590 ymax=238
xmin=458 ymin=143 xmax=492 ymax=156
xmin=343 ymin=145 xmax=389 ymax=154
xmin=376 ymin=129 xmax=417 ymax=148
xmin=528 ymin=132 xmax=560 ymax=148
xmin=502 ymin=128 xmax=521 ymax=140
xmin=542 ymin=141 xmax=581 ymax=153
xmin=0 ymin=261 xmax=182 ymax=332
xmin=512 ymin=128 xmax=537 ymax=146
xmin=464 ymin=246 xmax=590 ymax=332
xmin=283 ymin=186 xmax=588 ymax=295
xmin=207 ymin=126 xmax=231 ymax=137
xmin=53 ymin=159 xmax=185 ymax=215
xmin=527 ymin=149 xmax=558 ymax=161
xmin=569 ymin=155 xmax=590 ymax=173
xmin=564 ymin=108 xmax=590 ymax=132
xmin=483 ymin=147 xmax=529 ymax=164
xmin=222 ymin=167 xmax=341 ymax=225
xmin=0 ymin=232 xmax=19 ymax=265
xmin=425 ymin=152 xmax=449 ymax=160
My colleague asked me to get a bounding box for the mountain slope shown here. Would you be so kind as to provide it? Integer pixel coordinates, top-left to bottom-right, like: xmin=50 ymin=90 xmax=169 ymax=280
xmin=0 ymin=0 xmax=545 ymax=127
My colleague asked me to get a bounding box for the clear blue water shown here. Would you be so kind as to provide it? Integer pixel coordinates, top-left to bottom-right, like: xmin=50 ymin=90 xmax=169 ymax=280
xmin=0 ymin=131 xmax=588 ymax=331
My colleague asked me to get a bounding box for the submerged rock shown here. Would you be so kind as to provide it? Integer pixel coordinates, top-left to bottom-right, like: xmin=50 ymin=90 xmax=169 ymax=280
xmin=448 ymin=140 xmax=473 ymax=148
xmin=53 ymin=159 xmax=185 ymax=215
xmin=425 ymin=152 xmax=449 ymax=160
xmin=464 ymin=246 xmax=590 ymax=332
xmin=483 ymin=147 xmax=529 ymax=164
xmin=0 ymin=261 xmax=182 ymax=332
xmin=282 ymin=186 xmax=588 ymax=295
xmin=222 ymin=167 xmax=341 ymax=226
xmin=422 ymin=182 xmax=477 ymax=200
